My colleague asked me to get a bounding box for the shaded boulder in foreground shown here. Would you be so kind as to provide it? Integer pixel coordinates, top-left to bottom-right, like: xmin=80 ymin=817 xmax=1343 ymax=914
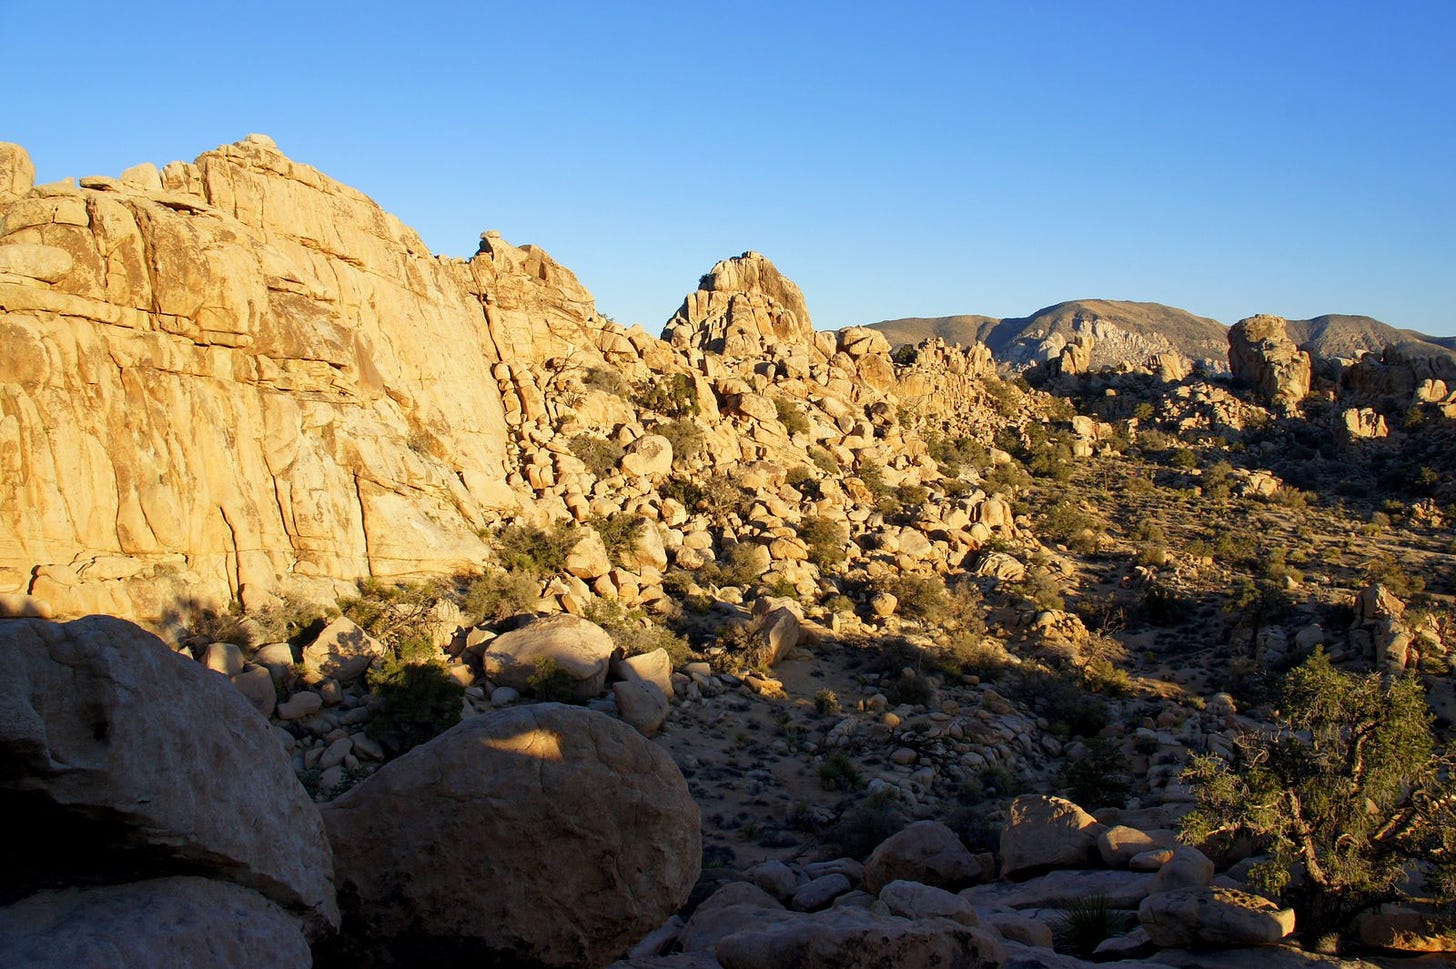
xmin=321 ymin=702 xmax=701 ymax=968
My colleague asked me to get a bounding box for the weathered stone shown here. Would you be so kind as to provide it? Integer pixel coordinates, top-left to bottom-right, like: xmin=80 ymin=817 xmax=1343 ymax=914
xmin=230 ymin=663 xmax=277 ymax=717
xmin=662 ymin=251 xmax=817 ymax=362
xmin=612 ymin=647 xmax=676 ymax=699
xmin=878 ymin=879 xmax=980 ymax=926
xmin=1138 ymin=887 xmax=1295 ymax=947
xmin=679 ymin=882 xmax=793 ymax=953
xmin=864 ymin=820 xmax=983 ymax=894
xmin=302 ymin=616 xmax=387 ymax=683
xmin=715 ymin=907 xmax=1005 ymax=969
xmin=0 ymin=877 xmax=311 ymax=969
xmin=481 ymin=613 xmax=617 ymax=699
xmin=0 ymin=617 xmax=337 ymax=933
xmin=322 ymin=703 xmax=699 ymax=968
xmin=1000 ymin=795 xmax=1103 ymax=877
xmin=614 ymin=679 xmax=670 ymax=737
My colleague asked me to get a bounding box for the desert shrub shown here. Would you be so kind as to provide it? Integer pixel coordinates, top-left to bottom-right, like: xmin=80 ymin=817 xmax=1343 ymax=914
xmin=365 ymin=659 xmax=464 ymax=755
xmin=656 ymin=418 xmax=707 ymax=466
xmin=700 ymin=541 xmax=764 ymax=589
xmin=590 ymin=512 xmax=644 ymax=566
xmin=819 ymin=750 xmax=860 ymax=791
xmin=1363 ymin=554 xmax=1425 ymax=598
xmin=893 ymin=483 xmax=929 ymax=508
xmin=826 ymin=789 xmax=910 ymax=859
xmin=1057 ymin=736 xmax=1131 ymax=809
xmin=824 ymin=594 xmax=856 ymax=615
xmin=525 ymin=657 xmax=577 ymax=702
xmin=1009 ymin=667 xmax=1108 ymax=737
xmin=925 ymin=432 xmax=988 ymax=477
xmin=490 ymin=521 xmax=577 ymax=577
xmin=798 ymin=515 xmax=848 ymax=569
xmin=807 ymin=444 xmax=840 ymax=475
xmin=886 ymin=668 xmax=934 ymax=707
xmin=881 ymin=573 xmax=952 ymax=622
xmin=583 ymin=366 xmax=629 ymax=396
xmin=1182 ymin=650 xmax=1456 ymax=942
xmin=638 ymin=372 xmax=699 ymax=417
xmin=814 ymin=689 xmax=841 ymax=715
xmin=856 ymin=460 xmax=889 ymax=498
xmin=1169 ymin=447 xmax=1198 ymax=470
xmin=1140 ymin=582 xmax=1185 ymax=626
xmin=1135 ymin=544 xmax=1168 ymax=568
xmin=983 ymin=376 xmax=1024 ymax=418
xmin=608 ymin=622 xmax=692 ymax=666
xmin=1083 ymin=657 xmax=1133 ymax=696
xmin=568 ymin=433 xmax=623 ymax=477
xmin=1010 ymin=570 xmax=1066 ymax=612
xmin=339 ymin=578 xmax=451 ymax=661
xmin=774 ymin=397 xmax=811 ymax=435
xmin=1053 ymin=894 xmax=1135 ymax=958
xmin=982 ymin=461 xmax=1031 ymax=495
xmin=1036 ymin=499 xmax=1100 ymax=553
xmin=462 ymin=568 xmax=540 ymax=624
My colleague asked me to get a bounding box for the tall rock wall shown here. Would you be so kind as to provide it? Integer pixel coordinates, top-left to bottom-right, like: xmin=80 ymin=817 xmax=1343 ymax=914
xmin=0 ymin=135 xmax=612 ymax=618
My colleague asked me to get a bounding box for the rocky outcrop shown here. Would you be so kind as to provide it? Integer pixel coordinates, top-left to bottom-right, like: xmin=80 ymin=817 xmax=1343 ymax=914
xmin=0 ymin=877 xmax=312 ymax=969
xmin=321 ymin=703 xmax=700 ymax=968
xmin=1228 ymin=314 xmax=1311 ymax=409
xmin=662 ymin=251 xmax=816 ymax=360
xmin=0 ymin=135 xmax=643 ymax=618
xmin=999 ymin=795 xmax=1104 ymax=877
xmin=0 ymin=615 xmax=338 ymax=934
xmin=1138 ymin=887 xmax=1295 ymax=947
xmin=480 ymin=613 xmax=619 ymax=699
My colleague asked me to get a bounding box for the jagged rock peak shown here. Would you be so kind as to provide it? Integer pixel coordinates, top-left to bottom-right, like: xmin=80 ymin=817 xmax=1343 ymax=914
xmin=661 ymin=251 xmax=814 ymax=358
xmin=1228 ymin=314 xmax=1311 ymax=410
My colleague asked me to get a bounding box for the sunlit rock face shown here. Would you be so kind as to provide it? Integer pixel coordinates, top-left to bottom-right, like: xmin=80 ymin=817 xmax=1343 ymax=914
xmin=0 ymin=135 xmax=627 ymax=617
xmin=1228 ymin=313 xmax=1311 ymax=409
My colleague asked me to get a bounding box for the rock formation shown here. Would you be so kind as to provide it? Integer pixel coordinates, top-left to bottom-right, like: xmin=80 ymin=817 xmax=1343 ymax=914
xmin=1227 ymin=314 xmax=1311 ymax=409
xmin=662 ymin=251 xmax=816 ymax=361
xmin=0 ymin=135 xmax=635 ymax=617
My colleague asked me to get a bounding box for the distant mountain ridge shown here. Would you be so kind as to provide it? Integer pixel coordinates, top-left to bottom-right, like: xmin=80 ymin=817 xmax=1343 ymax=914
xmin=863 ymin=301 xmax=1454 ymax=373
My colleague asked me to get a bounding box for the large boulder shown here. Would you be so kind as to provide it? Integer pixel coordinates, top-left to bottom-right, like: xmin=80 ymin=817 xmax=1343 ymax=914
xmin=1138 ymin=887 xmax=1295 ymax=947
xmin=863 ymin=820 xmax=983 ymax=894
xmin=321 ymin=703 xmax=701 ymax=968
xmin=0 ymin=616 xmax=337 ymax=933
xmin=661 ymin=251 xmax=818 ymax=361
xmin=0 ymin=876 xmax=311 ymax=968
xmin=301 ymin=615 xmax=388 ymax=682
xmin=480 ymin=613 xmax=618 ymax=699
xmin=1228 ymin=314 xmax=1311 ymax=410
xmin=715 ymin=907 xmax=1006 ymax=969
xmin=999 ymin=795 xmax=1104 ymax=877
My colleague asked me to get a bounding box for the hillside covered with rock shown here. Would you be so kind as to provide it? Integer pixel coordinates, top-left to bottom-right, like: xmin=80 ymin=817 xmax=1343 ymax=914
xmin=3 ymin=136 xmax=1456 ymax=967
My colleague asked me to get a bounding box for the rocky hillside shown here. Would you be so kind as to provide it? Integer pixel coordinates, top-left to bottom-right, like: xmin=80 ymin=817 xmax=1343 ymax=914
xmin=867 ymin=299 xmax=1230 ymax=375
xmin=868 ymin=303 xmax=1455 ymax=378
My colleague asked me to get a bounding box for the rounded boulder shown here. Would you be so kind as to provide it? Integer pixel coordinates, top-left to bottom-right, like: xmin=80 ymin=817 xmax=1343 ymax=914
xmin=321 ymin=703 xmax=700 ymax=968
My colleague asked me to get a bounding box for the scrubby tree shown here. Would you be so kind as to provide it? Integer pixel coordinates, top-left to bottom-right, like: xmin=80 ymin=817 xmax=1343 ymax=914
xmin=1182 ymin=650 xmax=1456 ymax=944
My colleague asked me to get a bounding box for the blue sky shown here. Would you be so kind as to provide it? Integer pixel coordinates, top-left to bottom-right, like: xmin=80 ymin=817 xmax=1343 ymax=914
xmin=6 ymin=2 xmax=1453 ymax=335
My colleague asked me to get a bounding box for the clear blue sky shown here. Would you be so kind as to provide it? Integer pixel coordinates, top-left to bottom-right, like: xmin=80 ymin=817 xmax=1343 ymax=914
xmin=6 ymin=1 xmax=1453 ymax=335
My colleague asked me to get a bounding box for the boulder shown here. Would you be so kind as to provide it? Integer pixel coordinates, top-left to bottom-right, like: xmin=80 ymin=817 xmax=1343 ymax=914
xmin=1228 ymin=314 xmax=1311 ymax=409
xmin=481 ymin=613 xmax=618 ymax=700
xmin=321 ymin=703 xmax=700 ymax=968
xmin=679 ymin=882 xmax=793 ymax=953
xmin=0 ymin=617 xmax=337 ymax=933
xmin=612 ymin=647 xmax=676 ymax=698
xmin=0 ymin=877 xmax=311 ymax=969
xmin=1147 ymin=846 xmax=1214 ymax=894
xmin=622 ymin=434 xmax=674 ymax=478
xmin=1000 ymin=795 xmax=1104 ymax=877
xmin=960 ymin=869 xmax=1156 ymax=911
xmin=878 ymin=879 xmax=980 ymax=926
xmin=715 ymin=907 xmax=1005 ymax=969
xmin=863 ymin=820 xmax=983 ymax=894
xmin=0 ymin=141 xmax=35 ymax=203
xmin=1138 ymin=887 xmax=1295 ymax=947
xmin=614 ymin=679 xmax=671 ymax=736
xmin=301 ymin=616 xmax=388 ymax=683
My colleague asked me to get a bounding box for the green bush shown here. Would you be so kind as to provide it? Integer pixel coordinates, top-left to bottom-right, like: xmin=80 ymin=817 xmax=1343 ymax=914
xmin=1182 ymin=650 xmax=1456 ymax=942
xmin=490 ymin=522 xmax=578 ymax=577
xmin=814 ymin=689 xmax=841 ymax=715
xmin=819 ymin=750 xmax=861 ymax=791
xmin=1053 ymin=894 xmax=1134 ymax=958
xmin=590 ymin=513 xmax=644 ymax=566
xmin=462 ymin=567 xmax=541 ymax=624
xmin=881 ymin=574 xmax=952 ymax=622
xmin=568 ymin=433 xmax=624 ymax=477
xmin=826 ymin=789 xmax=910 ymax=859
xmin=584 ymin=366 xmax=629 ymax=396
xmin=366 ymin=660 xmax=464 ymax=755
xmin=1057 ymin=736 xmax=1131 ymax=809
xmin=525 ymin=657 xmax=578 ymax=702
xmin=656 ymin=418 xmax=708 ymax=465
xmin=774 ymin=397 xmax=811 ymax=435
xmin=638 ymin=373 xmax=699 ymax=418
xmin=798 ymin=515 xmax=848 ymax=569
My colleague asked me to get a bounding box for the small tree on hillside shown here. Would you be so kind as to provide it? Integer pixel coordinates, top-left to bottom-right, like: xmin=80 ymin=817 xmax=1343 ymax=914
xmin=1181 ymin=650 xmax=1456 ymax=945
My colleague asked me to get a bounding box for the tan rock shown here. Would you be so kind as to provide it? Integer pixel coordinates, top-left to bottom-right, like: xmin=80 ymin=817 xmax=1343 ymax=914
xmin=1228 ymin=314 xmax=1311 ymax=409
xmin=321 ymin=704 xmax=699 ymax=968
xmin=612 ymin=647 xmax=676 ymax=698
xmin=302 ymin=616 xmax=387 ymax=683
xmin=567 ymin=528 xmax=613 ymax=579
xmin=0 ymin=142 xmax=36 ymax=203
xmin=614 ymin=679 xmax=670 ymax=736
xmin=863 ymin=820 xmax=983 ymax=894
xmin=1138 ymin=887 xmax=1295 ymax=947
xmin=480 ymin=613 xmax=617 ymax=700
xmin=622 ymin=434 xmax=674 ymax=478
xmin=999 ymin=795 xmax=1104 ymax=877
